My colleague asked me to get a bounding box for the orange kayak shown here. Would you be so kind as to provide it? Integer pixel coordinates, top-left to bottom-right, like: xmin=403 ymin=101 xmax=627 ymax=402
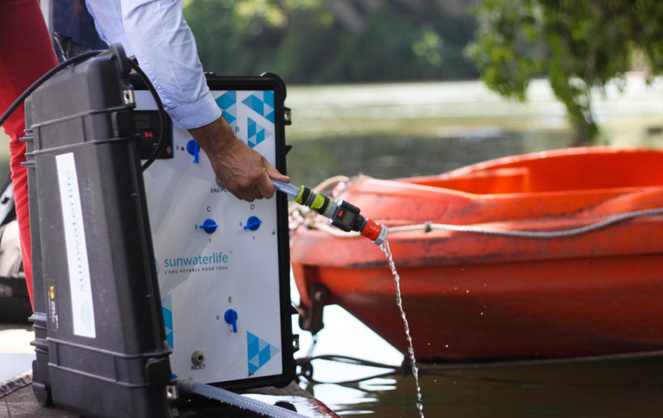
xmin=291 ymin=147 xmax=663 ymax=361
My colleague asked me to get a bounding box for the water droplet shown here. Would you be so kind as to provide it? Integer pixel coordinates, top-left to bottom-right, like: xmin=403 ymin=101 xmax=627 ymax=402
xmin=445 ymin=344 xmax=449 ymax=348
xmin=466 ymin=289 xmax=469 ymax=293
xmin=481 ymin=312 xmax=484 ymax=315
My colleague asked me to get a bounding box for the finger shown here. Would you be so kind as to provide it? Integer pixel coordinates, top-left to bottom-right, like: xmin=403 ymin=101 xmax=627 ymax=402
xmin=256 ymin=171 xmax=275 ymax=199
xmin=233 ymin=188 xmax=254 ymax=202
xmin=251 ymin=185 xmax=264 ymax=200
xmin=264 ymin=161 xmax=290 ymax=183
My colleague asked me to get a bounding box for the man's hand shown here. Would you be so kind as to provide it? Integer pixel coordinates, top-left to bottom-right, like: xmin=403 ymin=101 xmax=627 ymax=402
xmin=189 ymin=116 xmax=290 ymax=202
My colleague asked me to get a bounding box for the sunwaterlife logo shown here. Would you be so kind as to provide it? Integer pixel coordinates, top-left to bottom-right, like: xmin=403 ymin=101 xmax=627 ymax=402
xmin=161 ymin=251 xmax=230 ymax=275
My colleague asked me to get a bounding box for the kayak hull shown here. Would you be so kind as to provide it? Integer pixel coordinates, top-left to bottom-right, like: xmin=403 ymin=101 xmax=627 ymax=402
xmin=291 ymin=147 xmax=663 ymax=361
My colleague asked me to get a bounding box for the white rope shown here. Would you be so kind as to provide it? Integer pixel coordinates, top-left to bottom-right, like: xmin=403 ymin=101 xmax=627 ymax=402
xmin=300 ymin=207 xmax=663 ymax=240
xmin=312 ymin=175 xmax=350 ymax=193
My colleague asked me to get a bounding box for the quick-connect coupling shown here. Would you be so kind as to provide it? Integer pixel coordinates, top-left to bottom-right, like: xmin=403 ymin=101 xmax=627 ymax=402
xmin=294 ymin=186 xmax=336 ymax=218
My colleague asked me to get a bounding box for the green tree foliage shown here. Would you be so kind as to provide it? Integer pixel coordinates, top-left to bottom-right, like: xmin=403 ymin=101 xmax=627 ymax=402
xmin=468 ymin=0 xmax=663 ymax=145
xmin=183 ymin=0 xmax=479 ymax=84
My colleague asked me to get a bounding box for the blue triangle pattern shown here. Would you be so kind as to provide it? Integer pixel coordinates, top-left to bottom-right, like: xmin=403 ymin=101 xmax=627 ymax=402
xmin=264 ymin=91 xmax=274 ymax=108
xmin=249 ymin=356 xmax=260 ymax=368
xmin=259 ymin=346 xmax=271 ymax=366
xmin=263 ymin=103 xmax=273 ymax=117
xmin=222 ymin=110 xmax=236 ymax=125
xmin=249 ymin=363 xmax=259 ymax=375
xmin=162 ymin=294 xmax=173 ymax=348
xmin=162 ymin=306 xmax=172 ymax=330
xmin=253 ymin=96 xmax=264 ymax=115
xmin=271 ymin=345 xmax=280 ymax=358
xmin=242 ymin=95 xmax=253 ymax=110
xmin=247 ymin=332 xmax=260 ymax=360
xmin=247 ymin=331 xmax=280 ymax=376
xmin=247 ymin=331 xmax=259 ymax=346
xmin=247 ymin=118 xmax=269 ymax=148
xmin=162 ymin=294 xmax=172 ymax=310
xmin=215 ymin=91 xmax=236 ymax=110
xmin=239 ymin=91 xmax=276 ymax=121
xmin=256 ymin=129 xmax=265 ymax=146
xmin=242 ymin=95 xmax=265 ymax=116
xmin=248 ymin=118 xmax=257 ymax=139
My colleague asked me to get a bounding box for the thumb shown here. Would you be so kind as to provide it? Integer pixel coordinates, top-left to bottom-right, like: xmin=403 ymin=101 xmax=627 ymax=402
xmin=265 ymin=163 xmax=290 ymax=183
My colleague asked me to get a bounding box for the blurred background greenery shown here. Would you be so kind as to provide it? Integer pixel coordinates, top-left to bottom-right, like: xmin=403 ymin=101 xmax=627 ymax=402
xmin=183 ymin=0 xmax=479 ymax=84
xmin=183 ymin=0 xmax=663 ymax=145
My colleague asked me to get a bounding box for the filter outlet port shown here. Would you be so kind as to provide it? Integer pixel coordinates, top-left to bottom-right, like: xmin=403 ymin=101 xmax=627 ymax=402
xmin=191 ymin=351 xmax=205 ymax=366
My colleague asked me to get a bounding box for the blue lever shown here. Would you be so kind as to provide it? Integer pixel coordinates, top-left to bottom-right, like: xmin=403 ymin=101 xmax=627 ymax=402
xmin=186 ymin=139 xmax=200 ymax=163
xmin=243 ymin=216 xmax=262 ymax=231
xmin=199 ymin=218 xmax=218 ymax=234
xmin=224 ymin=309 xmax=238 ymax=333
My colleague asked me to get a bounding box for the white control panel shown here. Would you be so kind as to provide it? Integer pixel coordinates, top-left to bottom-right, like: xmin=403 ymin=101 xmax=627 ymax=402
xmin=136 ymin=86 xmax=288 ymax=385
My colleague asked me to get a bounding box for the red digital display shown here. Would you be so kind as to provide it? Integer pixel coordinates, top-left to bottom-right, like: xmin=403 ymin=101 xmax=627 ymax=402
xmin=144 ymin=131 xmax=154 ymax=138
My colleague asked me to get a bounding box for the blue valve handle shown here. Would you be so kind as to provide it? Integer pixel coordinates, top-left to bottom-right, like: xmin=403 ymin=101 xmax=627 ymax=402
xmin=243 ymin=216 xmax=262 ymax=231
xmin=199 ymin=218 xmax=218 ymax=234
xmin=186 ymin=139 xmax=200 ymax=164
xmin=224 ymin=309 xmax=238 ymax=333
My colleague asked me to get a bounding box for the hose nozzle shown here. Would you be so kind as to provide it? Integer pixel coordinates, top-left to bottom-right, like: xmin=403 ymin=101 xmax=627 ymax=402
xmin=360 ymin=218 xmax=389 ymax=246
xmin=272 ymin=179 xmax=388 ymax=245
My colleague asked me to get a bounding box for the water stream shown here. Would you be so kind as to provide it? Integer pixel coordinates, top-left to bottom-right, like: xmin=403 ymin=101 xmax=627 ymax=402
xmin=380 ymin=239 xmax=424 ymax=418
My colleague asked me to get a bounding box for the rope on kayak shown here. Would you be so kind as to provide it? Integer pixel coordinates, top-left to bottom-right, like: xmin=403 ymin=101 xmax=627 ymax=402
xmin=297 ymin=207 xmax=663 ymax=239
xmin=390 ymin=207 xmax=663 ymax=238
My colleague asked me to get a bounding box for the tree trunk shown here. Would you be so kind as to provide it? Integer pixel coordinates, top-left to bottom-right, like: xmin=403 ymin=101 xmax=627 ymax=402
xmin=572 ymin=114 xmax=597 ymax=147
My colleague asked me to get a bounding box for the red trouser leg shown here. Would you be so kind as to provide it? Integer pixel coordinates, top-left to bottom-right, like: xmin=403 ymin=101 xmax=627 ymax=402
xmin=0 ymin=0 xmax=59 ymax=309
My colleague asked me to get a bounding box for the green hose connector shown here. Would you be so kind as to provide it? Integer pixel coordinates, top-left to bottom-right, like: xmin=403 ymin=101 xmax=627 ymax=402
xmin=294 ymin=186 xmax=333 ymax=217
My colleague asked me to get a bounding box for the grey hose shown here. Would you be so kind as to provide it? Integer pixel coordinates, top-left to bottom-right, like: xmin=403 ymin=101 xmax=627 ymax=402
xmin=179 ymin=380 xmax=309 ymax=418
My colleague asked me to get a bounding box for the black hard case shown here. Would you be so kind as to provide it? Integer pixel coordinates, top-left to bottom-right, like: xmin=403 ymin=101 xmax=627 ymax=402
xmin=25 ymin=46 xmax=172 ymax=417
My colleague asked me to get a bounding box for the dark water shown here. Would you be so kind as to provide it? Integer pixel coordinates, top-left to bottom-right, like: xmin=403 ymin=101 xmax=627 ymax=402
xmin=298 ymin=354 xmax=663 ymax=417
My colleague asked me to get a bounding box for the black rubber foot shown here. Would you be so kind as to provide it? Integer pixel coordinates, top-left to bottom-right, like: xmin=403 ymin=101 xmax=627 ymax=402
xmin=32 ymin=380 xmax=53 ymax=406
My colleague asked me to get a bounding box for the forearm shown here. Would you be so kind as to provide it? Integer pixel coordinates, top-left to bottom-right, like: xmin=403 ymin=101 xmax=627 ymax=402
xmin=188 ymin=117 xmax=235 ymax=157
xmin=120 ymin=0 xmax=221 ymax=129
